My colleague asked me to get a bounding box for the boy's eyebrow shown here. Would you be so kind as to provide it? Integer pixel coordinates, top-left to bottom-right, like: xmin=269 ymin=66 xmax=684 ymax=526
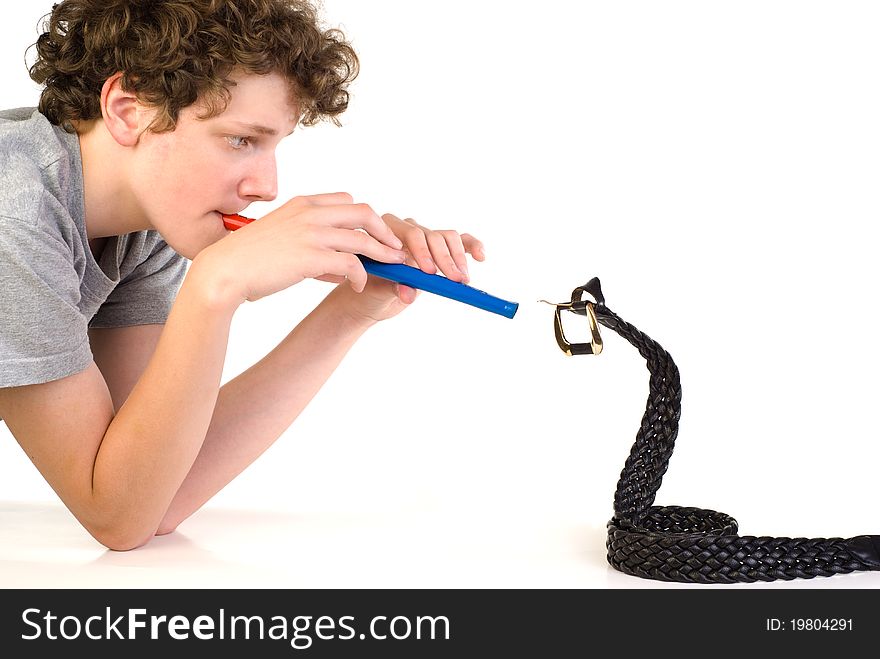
xmin=226 ymin=121 xmax=295 ymax=136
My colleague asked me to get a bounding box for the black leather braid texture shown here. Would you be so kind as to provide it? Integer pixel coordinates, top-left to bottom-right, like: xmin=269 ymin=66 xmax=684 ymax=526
xmin=570 ymin=278 xmax=880 ymax=583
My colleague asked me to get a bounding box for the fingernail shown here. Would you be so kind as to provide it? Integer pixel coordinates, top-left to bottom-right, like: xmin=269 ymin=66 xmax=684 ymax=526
xmin=392 ymin=237 xmax=403 ymax=249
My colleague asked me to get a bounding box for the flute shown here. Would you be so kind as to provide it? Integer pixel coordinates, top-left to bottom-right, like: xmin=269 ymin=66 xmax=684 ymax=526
xmin=222 ymin=213 xmax=519 ymax=319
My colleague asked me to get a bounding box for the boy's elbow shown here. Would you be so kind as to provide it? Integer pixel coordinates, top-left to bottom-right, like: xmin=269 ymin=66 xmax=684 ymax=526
xmin=91 ymin=526 xmax=156 ymax=552
xmin=84 ymin=514 xmax=164 ymax=552
xmin=154 ymin=523 xmax=178 ymax=537
xmin=95 ymin=522 xmax=178 ymax=551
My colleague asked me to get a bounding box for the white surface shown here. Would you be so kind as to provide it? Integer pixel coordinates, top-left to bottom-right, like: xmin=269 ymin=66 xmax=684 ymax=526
xmin=4 ymin=501 xmax=880 ymax=589
xmin=2 ymin=1 xmax=880 ymax=589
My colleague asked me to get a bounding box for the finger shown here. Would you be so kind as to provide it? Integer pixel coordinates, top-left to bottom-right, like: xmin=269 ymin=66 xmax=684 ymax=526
xmin=439 ymin=230 xmax=470 ymax=282
xmin=425 ymin=230 xmax=467 ymax=283
xmin=301 ymin=192 xmax=355 ymax=206
xmin=461 ymin=233 xmax=485 ymax=261
xmin=322 ymin=226 xmax=407 ymax=263
xmin=441 ymin=231 xmax=470 ymax=279
xmin=338 ymin=252 xmax=368 ymax=292
xmin=382 ymin=212 xmax=404 ymax=226
xmin=397 ymin=283 xmax=418 ymax=305
xmin=315 ymin=274 xmax=348 ymax=285
xmin=398 ymin=221 xmax=437 ymax=274
xmin=302 ymin=252 xmax=366 ymax=290
xmin=283 ymin=192 xmax=354 ymax=213
xmin=312 ymin=204 xmax=404 ymax=250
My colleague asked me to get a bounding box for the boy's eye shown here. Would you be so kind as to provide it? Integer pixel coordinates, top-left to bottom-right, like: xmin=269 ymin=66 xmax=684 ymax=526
xmin=226 ymin=135 xmax=251 ymax=149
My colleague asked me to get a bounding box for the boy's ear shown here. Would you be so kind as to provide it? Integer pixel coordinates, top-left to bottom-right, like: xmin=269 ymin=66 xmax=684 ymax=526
xmin=100 ymin=72 xmax=150 ymax=147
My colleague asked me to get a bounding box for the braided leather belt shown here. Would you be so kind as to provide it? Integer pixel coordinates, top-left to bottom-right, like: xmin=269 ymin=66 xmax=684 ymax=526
xmin=543 ymin=278 xmax=880 ymax=583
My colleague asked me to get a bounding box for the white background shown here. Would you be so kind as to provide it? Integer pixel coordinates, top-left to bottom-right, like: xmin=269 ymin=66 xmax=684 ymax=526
xmin=1 ymin=1 xmax=879 ymax=588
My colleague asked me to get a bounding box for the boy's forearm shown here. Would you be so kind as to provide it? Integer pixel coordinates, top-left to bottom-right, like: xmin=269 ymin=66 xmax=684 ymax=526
xmin=89 ymin=256 xmax=240 ymax=546
xmin=157 ymin=283 xmax=375 ymax=532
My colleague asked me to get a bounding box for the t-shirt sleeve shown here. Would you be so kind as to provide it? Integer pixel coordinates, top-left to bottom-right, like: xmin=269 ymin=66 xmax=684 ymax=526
xmin=0 ymin=217 xmax=93 ymax=387
xmin=89 ymin=238 xmax=188 ymax=329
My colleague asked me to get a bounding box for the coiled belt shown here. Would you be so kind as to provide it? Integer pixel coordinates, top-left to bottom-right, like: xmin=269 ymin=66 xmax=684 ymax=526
xmin=543 ymin=278 xmax=880 ymax=583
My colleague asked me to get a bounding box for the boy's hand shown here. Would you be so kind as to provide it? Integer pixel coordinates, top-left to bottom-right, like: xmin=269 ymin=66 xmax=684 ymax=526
xmin=330 ymin=213 xmax=486 ymax=324
xmin=194 ymin=192 xmax=406 ymax=306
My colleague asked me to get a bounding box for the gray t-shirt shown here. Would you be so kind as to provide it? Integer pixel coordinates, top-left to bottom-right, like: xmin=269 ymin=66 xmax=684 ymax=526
xmin=0 ymin=107 xmax=189 ymax=388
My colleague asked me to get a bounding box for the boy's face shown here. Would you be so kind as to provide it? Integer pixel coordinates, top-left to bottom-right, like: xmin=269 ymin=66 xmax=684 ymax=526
xmin=130 ymin=71 xmax=299 ymax=259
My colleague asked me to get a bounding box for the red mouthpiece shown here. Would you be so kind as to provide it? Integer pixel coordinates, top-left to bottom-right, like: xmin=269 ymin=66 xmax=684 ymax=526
xmin=222 ymin=213 xmax=255 ymax=231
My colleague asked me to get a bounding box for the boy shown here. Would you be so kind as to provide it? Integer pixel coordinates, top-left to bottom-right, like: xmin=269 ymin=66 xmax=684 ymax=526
xmin=0 ymin=0 xmax=484 ymax=550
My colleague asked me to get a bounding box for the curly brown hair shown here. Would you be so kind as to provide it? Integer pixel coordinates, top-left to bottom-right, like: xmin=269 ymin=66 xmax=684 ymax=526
xmin=28 ymin=0 xmax=359 ymax=133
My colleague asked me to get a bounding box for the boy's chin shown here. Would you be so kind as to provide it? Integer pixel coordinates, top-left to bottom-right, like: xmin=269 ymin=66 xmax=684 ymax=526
xmin=156 ymin=212 xmax=232 ymax=259
xmin=164 ymin=235 xmax=218 ymax=261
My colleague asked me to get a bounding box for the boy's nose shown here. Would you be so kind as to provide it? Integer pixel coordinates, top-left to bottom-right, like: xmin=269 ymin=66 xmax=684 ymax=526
xmin=239 ymin=155 xmax=278 ymax=202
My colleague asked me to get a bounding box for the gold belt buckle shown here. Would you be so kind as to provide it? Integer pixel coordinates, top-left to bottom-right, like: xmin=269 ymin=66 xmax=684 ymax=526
xmin=539 ymin=277 xmax=605 ymax=356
